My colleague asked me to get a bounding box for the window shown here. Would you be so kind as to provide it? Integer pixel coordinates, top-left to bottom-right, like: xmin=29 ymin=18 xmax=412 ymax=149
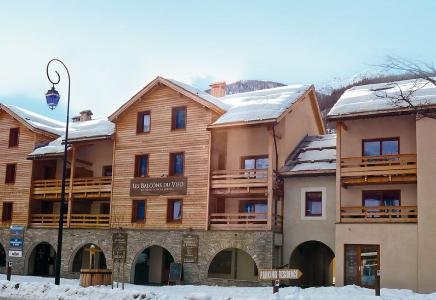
xmin=345 ymin=244 xmax=380 ymax=288
xmin=132 ymin=200 xmax=146 ymax=223
xmin=301 ymin=187 xmax=326 ymax=219
xmin=2 ymin=202 xmax=13 ymax=222
xmin=167 ymin=199 xmax=182 ymax=222
xmin=363 ymin=138 xmax=399 ymax=157
xmin=240 ymin=200 xmax=267 ymax=220
xmin=102 ymin=165 xmax=112 ymax=177
xmin=362 ymin=190 xmax=400 ymax=207
xmin=137 ymin=111 xmax=151 ymax=133
xmin=242 ymin=156 xmax=269 ymax=170
xmin=5 ymin=164 xmax=16 ymax=184
xmin=8 ymin=128 xmax=19 ymax=148
xmin=172 ymin=106 xmax=187 ymax=130
xmin=135 ymin=155 xmax=149 ymax=177
xmin=169 ymin=152 xmax=184 ymax=176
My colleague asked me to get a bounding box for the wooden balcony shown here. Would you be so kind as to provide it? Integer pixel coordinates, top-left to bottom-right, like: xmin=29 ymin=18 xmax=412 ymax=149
xmin=32 ymin=177 xmax=112 ymax=199
xmin=209 ymin=213 xmax=282 ymax=231
xmin=30 ymin=213 xmax=110 ymax=228
xmin=340 ymin=206 xmax=417 ymax=223
xmin=340 ymin=154 xmax=417 ymax=186
xmin=210 ymin=169 xmax=269 ymax=195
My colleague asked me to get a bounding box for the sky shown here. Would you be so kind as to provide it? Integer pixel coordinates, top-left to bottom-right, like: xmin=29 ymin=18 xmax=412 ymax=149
xmin=0 ymin=0 xmax=435 ymax=121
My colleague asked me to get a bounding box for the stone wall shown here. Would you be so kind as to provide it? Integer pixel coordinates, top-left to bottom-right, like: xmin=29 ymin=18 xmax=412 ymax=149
xmin=0 ymin=228 xmax=275 ymax=285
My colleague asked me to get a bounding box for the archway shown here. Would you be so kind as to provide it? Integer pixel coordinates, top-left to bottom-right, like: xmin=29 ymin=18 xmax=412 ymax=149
xmin=71 ymin=244 xmax=107 ymax=272
xmin=208 ymin=248 xmax=258 ymax=281
xmin=28 ymin=242 xmax=56 ymax=277
xmin=289 ymin=241 xmax=335 ymax=287
xmin=133 ymin=245 xmax=174 ymax=285
xmin=0 ymin=243 xmax=6 ymax=269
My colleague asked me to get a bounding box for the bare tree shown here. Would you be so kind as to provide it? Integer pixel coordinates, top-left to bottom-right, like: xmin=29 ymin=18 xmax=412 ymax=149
xmin=376 ymin=56 xmax=436 ymax=119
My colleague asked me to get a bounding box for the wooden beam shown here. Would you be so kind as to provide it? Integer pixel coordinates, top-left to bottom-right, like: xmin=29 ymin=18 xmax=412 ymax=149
xmin=67 ymin=145 xmax=76 ymax=227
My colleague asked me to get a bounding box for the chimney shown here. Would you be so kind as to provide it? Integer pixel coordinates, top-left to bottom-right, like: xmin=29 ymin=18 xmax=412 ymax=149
xmin=72 ymin=116 xmax=81 ymax=123
xmin=209 ymin=81 xmax=226 ymax=97
xmin=79 ymin=110 xmax=93 ymax=122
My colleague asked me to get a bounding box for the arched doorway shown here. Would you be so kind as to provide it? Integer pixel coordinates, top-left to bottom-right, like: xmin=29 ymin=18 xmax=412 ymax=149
xmin=208 ymin=248 xmax=258 ymax=281
xmin=289 ymin=241 xmax=335 ymax=287
xmin=133 ymin=245 xmax=174 ymax=285
xmin=71 ymin=244 xmax=107 ymax=272
xmin=0 ymin=243 xmax=6 ymax=269
xmin=28 ymin=242 xmax=56 ymax=277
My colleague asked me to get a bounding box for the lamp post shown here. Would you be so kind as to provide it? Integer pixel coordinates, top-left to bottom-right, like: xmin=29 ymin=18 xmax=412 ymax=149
xmin=45 ymin=59 xmax=71 ymax=285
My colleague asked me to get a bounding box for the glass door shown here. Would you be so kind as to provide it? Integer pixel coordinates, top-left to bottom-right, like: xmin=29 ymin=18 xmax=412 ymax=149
xmin=344 ymin=244 xmax=380 ymax=288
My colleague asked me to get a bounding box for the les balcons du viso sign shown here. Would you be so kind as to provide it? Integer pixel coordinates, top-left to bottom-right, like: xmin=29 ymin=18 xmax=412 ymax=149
xmin=130 ymin=177 xmax=187 ymax=196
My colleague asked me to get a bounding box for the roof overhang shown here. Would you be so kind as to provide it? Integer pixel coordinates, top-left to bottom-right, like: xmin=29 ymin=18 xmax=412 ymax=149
xmin=327 ymin=105 xmax=436 ymax=121
xmin=280 ymin=169 xmax=336 ymax=177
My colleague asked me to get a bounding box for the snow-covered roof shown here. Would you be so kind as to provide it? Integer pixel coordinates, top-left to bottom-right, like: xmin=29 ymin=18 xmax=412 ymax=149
xmin=328 ymin=78 xmax=436 ymax=118
xmin=212 ymin=84 xmax=312 ymax=125
xmin=28 ymin=118 xmax=115 ymax=157
xmin=1 ymin=104 xmax=65 ymax=136
xmin=280 ymin=134 xmax=336 ymax=175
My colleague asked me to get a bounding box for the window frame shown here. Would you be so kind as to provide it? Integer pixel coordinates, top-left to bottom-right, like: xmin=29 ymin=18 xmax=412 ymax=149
xmin=8 ymin=128 xmax=20 ymax=148
xmin=136 ymin=111 xmax=151 ymax=134
xmin=169 ymin=152 xmax=185 ymax=176
xmin=362 ymin=137 xmax=400 ymax=157
xmin=171 ymin=106 xmax=187 ymax=130
xmin=134 ymin=154 xmax=149 ymax=178
xmin=2 ymin=202 xmax=13 ymax=222
xmin=300 ymin=187 xmax=327 ymax=220
xmin=167 ymin=199 xmax=183 ymax=223
xmin=132 ymin=199 xmax=147 ymax=223
xmin=240 ymin=155 xmax=269 ymax=169
xmin=5 ymin=163 xmax=16 ymax=184
xmin=362 ymin=190 xmax=401 ymax=207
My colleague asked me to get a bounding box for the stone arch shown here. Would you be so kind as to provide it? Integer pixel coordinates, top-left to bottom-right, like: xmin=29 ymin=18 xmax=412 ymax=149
xmin=69 ymin=242 xmax=108 ymax=272
xmin=207 ymin=247 xmax=259 ymax=281
xmin=130 ymin=244 xmax=176 ymax=285
xmin=25 ymin=241 xmax=57 ymax=276
xmin=289 ymin=240 xmax=335 ymax=287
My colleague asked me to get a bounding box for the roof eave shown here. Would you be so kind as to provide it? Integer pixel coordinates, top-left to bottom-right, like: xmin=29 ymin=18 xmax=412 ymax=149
xmin=208 ymin=118 xmax=276 ymax=129
xmin=280 ymin=169 xmax=336 ymax=177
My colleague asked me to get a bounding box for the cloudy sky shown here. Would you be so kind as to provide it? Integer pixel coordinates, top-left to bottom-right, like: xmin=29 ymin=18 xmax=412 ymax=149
xmin=1 ymin=0 xmax=435 ymax=120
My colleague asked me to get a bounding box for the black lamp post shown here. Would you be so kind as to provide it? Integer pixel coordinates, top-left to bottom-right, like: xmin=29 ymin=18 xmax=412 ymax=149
xmin=45 ymin=59 xmax=71 ymax=285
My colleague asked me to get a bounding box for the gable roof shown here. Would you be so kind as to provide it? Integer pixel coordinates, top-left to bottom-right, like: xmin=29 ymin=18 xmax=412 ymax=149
xmin=280 ymin=134 xmax=336 ymax=176
xmin=109 ymin=76 xmax=227 ymax=121
xmin=0 ymin=103 xmax=64 ymax=137
xmin=328 ymin=78 xmax=436 ymax=119
xmin=209 ymin=84 xmax=315 ymax=127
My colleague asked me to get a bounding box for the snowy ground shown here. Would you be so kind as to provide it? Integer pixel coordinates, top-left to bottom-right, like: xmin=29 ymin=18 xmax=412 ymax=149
xmin=0 ymin=275 xmax=435 ymax=300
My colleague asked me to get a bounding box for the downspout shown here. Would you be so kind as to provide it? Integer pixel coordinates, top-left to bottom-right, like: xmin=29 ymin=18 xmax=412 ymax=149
xmin=272 ymin=123 xmax=282 ymax=267
xmin=272 ymin=124 xmax=279 ymax=172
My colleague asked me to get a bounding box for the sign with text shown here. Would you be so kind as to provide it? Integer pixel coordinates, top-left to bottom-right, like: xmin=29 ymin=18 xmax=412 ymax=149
xmin=182 ymin=234 xmax=199 ymax=264
xmin=112 ymin=232 xmax=128 ymax=263
xmin=258 ymin=269 xmax=303 ymax=280
xmin=130 ymin=177 xmax=187 ymax=196
xmin=9 ymin=225 xmax=25 ymax=258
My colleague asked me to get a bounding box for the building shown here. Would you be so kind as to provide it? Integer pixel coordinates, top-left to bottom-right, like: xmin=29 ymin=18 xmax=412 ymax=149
xmin=0 ymin=76 xmax=326 ymax=285
xmin=328 ymin=78 xmax=436 ymax=293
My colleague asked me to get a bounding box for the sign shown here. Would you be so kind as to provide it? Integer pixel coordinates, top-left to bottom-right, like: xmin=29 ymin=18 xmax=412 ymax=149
xmin=258 ymin=269 xmax=303 ymax=280
xmin=182 ymin=234 xmax=199 ymax=264
xmin=8 ymin=225 xmax=24 ymax=258
xmin=112 ymin=232 xmax=128 ymax=263
xmin=130 ymin=177 xmax=187 ymax=196
xmin=168 ymin=262 xmax=182 ymax=283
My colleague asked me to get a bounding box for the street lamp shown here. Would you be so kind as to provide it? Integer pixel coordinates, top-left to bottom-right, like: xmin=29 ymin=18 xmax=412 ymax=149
xmin=45 ymin=59 xmax=71 ymax=285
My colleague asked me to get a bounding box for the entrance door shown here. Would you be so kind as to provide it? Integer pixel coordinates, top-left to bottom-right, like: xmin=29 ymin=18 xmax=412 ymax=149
xmin=34 ymin=243 xmax=55 ymax=276
xmin=344 ymin=244 xmax=379 ymax=288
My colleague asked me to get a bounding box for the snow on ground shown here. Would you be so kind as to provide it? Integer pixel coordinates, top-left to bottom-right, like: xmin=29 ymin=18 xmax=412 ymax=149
xmin=0 ymin=275 xmax=435 ymax=300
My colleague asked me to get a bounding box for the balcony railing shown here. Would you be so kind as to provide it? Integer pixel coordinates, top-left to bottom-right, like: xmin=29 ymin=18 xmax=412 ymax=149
xmin=209 ymin=213 xmax=282 ymax=231
xmin=31 ymin=213 xmax=110 ymax=228
xmin=32 ymin=176 xmax=112 ymax=199
xmin=340 ymin=206 xmax=417 ymax=223
xmin=340 ymin=154 xmax=417 ymax=185
xmin=210 ymin=169 xmax=268 ymax=195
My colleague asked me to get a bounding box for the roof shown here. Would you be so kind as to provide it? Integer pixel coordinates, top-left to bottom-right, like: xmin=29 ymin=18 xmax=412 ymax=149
xmin=211 ymin=84 xmax=313 ymax=126
xmin=28 ymin=118 xmax=115 ymax=158
xmin=328 ymin=78 xmax=436 ymax=119
xmin=0 ymin=104 xmax=65 ymax=137
xmin=280 ymin=134 xmax=336 ymax=176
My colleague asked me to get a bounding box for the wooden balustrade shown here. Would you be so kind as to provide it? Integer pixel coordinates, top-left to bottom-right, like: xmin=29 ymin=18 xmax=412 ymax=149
xmin=340 ymin=154 xmax=417 ymax=185
xmin=31 ymin=213 xmax=110 ymax=228
xmin=209 ymin=213 xmax=282 ymax=231
xmin=210 ymin=169 xmax=269 ymax=195
xmin=32 ymin=177 xmax=112 ymax=199
xmin=340 ymin=206 xmax=417 ymax=223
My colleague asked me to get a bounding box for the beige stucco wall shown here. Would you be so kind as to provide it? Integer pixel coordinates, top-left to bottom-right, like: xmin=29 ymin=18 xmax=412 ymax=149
xmin=283 ymin=176 xmax=336 ymax=260
xmin=340 ymin=115 xmax=416 ymax=157
xmin=335 ymin=223 xmax=418 ymax=290
xmin=76 ymin=140 xmax=113 ymax=177
xmin=416 ymin=117 xmax=436 ymax=293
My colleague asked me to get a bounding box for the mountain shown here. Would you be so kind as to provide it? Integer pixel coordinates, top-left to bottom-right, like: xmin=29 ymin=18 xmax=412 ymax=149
xmin=206 ymin=80 xmax=286 ymax=95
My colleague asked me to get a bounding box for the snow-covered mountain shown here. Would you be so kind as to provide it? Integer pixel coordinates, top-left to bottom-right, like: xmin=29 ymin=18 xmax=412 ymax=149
xmin=206 ymin=80 xmax=285 ymax=95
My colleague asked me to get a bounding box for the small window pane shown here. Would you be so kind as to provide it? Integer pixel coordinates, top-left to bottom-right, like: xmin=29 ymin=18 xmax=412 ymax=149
xmin=173 ymin=200 xmax=182 ymax=220
xmin=382 ymin=140 xmax=399 ymax=155
xmin=139 ymin=157 xmax=148 ymax=176
xmin=244 ymin=159 xmax=255 ymax=170
xmin=255 ymin=158 xmax=269 ymax=169
xmin=305 ymin=192 xmax=322 ymax=216
xmin=142 ymin=114 xmax=151 ymax=132
xmin=136 ymin=201 xmax=145 ymax=221
xmin=363 ymin=141 xmax=381 ymax=156
xmin=175 ymin=109 xmax=186 ymax=129
xmin=174 ymin=153 xmax=184 ymax=175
